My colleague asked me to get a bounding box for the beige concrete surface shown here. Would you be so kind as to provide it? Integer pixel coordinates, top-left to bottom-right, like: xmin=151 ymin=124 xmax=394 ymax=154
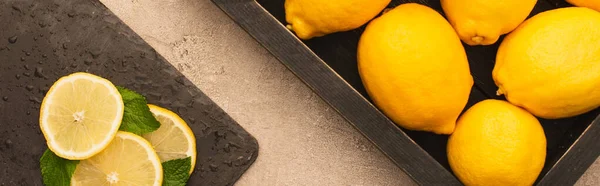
xmin=99 ymin=0 xmax=599 ymax=185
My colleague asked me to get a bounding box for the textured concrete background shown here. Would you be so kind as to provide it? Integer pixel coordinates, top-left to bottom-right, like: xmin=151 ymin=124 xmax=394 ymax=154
xmin=99 ymin=0 xmax=599 ymax=185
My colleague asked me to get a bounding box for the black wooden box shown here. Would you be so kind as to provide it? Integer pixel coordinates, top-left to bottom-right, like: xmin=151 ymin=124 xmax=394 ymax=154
xmin=212 ymin=0 xmax=600 ymax=185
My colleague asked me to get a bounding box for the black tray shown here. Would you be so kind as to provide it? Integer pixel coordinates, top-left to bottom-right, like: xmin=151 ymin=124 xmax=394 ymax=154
xmin=0 ymin=0 xmax=258 ymax=185
xmin=212 ymin=0 xmax=600 ymax=185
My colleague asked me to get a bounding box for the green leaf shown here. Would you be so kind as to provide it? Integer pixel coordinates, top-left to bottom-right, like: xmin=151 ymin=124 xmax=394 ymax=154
xmin=117 ymin=86 xmax=161 ymax=135
xmin=40 ymin=149 xmax=79 ymax=186
xmin=162 ymin=157 xmax=192 ymax=186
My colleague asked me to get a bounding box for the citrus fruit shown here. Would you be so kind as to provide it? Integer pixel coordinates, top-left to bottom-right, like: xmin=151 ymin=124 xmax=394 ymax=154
xmin=448 ymin=100 xmax=546 ymax=186
xmin=493 ymin=7 xmax=600 ymax=119
xmin=441 ymin=0 xmax=537 ymax=45
xmin=142 ymin=104 xmax=196 ymax=174
xmin=40 ymin=72 xmax=124 ymax=160
xmin=357 ymin=3 xmax=473 ymax=134
xmin=71 ymin=131 xmax=163 ymax=186
xmin=568 ymin=0 xmax=600 ymax=12
xmin=285 ymin=0 xmax=390 ymax=39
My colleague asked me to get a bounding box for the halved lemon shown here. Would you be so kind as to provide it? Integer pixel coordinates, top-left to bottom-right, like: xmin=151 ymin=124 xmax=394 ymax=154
xmin=71 ymin=131 xmax=163 ymax=186
xmin=142 ymin=104 xmax=197 ymax=174
xmin=40 ymin=72 xmax=124 ymax=160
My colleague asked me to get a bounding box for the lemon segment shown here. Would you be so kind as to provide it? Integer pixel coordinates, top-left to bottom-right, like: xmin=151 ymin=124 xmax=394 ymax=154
xmin=40 ymin=72 xmax=124 ymax=160
xmin=71 ymin=131 xmax=163 ymax=186
xmin=142 ymin=104 xmax=197 ymax=174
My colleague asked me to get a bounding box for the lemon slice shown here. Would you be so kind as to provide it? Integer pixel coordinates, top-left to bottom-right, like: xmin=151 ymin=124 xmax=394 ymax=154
xmin=142 ymin=104 xmax=197 ymax=174
xmin=71 ymin=131 xmax=163 ymax=186
xmin=40 ymin=72 xmax=124 ymax=160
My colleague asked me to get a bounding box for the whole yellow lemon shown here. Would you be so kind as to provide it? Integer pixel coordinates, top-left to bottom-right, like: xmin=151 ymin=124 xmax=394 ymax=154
xmin=493 ymin=7 xmax=600 ymax=119
xmin=284 ymin=0 xmax=390 ymax=40
xmin=568 ymin=0 xmax=600 ymax=12
xmin=441 ymin=0 xmax=537 ymax=45
xmin=448 ymin=99 xmax=546 ymax=186
xmin=358 ymin=3 xmax=473 ymax=134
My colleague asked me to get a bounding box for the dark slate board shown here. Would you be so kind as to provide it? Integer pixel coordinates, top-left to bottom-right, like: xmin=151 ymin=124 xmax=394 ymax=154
xmin=214 ymin=0 xmax=600 ymax=185
xmin=0 ymin=0 xmax=258 ymax=185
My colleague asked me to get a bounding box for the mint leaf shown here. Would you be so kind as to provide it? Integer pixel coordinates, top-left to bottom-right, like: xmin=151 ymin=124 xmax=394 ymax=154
xmin=162 ymin=157 xmax=192 ymax=186
xmin=117 ymin=86 xmax=161 ymax=135
xmin=40 ymin=149 xmax=79 ymax=186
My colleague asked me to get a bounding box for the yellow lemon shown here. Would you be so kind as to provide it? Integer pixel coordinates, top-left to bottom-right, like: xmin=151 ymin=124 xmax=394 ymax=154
xmin=358 ymin=3 xmax=473 ymax=134
xmin=568 ymin=0 xmax=600 ymax=12
xmin=285 ymin=0 xmax=390 ymax=39
xmin=493 ymin=7 xmax=600 ymax=119
xmin=441 ymin=0 xmax=537 ymax=45
xmin=71 ymin=131 xmax=163 ymax=186
xmin=448 ymin=99 xmax=546 ymax=186
xmin=40 ymin=72 xmax=124 ymax=160
xmin=142 ymin=105 xmax=197 ymax=175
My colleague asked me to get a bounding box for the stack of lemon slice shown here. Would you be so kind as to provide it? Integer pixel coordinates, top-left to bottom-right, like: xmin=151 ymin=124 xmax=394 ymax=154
xmin=39 ymin=72 xmax=196 ymax=185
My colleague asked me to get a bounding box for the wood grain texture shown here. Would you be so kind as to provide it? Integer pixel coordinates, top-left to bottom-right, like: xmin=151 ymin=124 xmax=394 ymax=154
xmin=212 ymin=0 xmax=600 ymax=185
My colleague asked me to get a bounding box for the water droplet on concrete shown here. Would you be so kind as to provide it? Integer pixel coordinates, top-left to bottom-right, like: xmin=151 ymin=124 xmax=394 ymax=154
xmin=26 ymin=111 xmax=30 ymax=115
xmin=2 ymin=97 xmax=7 ymax=101
xmin=25 ymin=85 xmax=34 ymax=91
xmin=25 ymin=52 xmax=30 ymax=56
xmin=84 ymin=59 xmax=92 ymax=65
xmin=20 ymin=57 xmax=25 ymax=61
xmin=62 ymin=43 xmax=68 ymax=49
xmin=23 ymin=64 xmax=29 ymax=70
xmin=22 ymin=72 xmax=31 ymax=77
xmin=42 ymin=54 xmax=47 ymax=58
xmin=8 ymin=36 xmax=17 ymax=44
xmin=15 ymin=74 xmax=20 ymax=80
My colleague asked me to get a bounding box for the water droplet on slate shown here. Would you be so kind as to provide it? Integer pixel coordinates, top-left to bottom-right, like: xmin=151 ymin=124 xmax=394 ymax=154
xmin=11 ymin=5 xmax=21 ymax=12
xmin=223 ymin=144 xmax=231 ymax=153
xmin=224 ymin=160 xmax=233 ymax=167
xmin=4 ymin=140 xmax=12 ymax=149
xmin=209 ymin=164 xmax=218 ymax=172
xmin=8 ymin=36 xmax=17 ymax=44
xmin=215 ymin=131 xmax=225 ymax=138
xmin=2 ymin=97 xmax=7 ymax=101
xmin=25 ymin=85 xmax=34 ymax=91
xmin=35 ymin=67 xmax=45 ymax=77
xmin=29 ymin=96 xmax=41 ymax=104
